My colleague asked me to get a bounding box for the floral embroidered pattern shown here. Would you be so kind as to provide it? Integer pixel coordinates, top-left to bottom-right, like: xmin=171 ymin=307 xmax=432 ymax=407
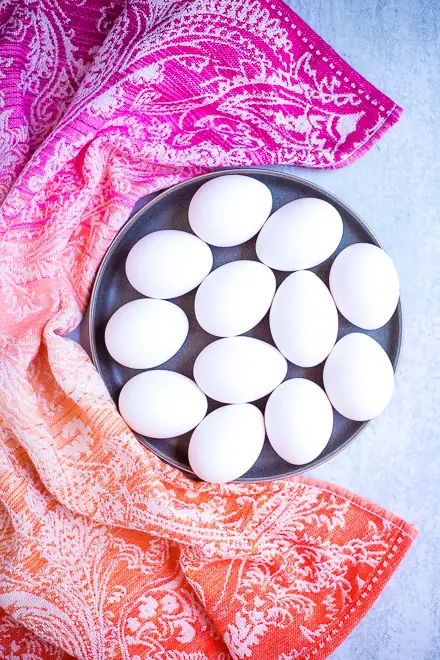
xmin=0 ymin=1 xmax=413 ymax=658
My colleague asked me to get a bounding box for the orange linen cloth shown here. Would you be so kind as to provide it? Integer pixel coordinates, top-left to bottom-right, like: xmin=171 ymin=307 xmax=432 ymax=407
xmin=0 ymin=0 xmax=415 ymax=658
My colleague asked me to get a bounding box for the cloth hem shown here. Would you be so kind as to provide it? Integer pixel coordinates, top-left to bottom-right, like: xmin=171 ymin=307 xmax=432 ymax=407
xmin=308 ymin=528 xmax=415 ymax=658
xmin=295 ymin=476 xmax=416 ymax=539
xmin=266 ymin=0 xmax=403 ymax=169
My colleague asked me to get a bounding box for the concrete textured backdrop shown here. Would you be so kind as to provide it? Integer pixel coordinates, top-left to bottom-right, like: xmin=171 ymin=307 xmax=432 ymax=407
xmin=74 ymin=1 xmax=440 ymax=657
xmin=281 ymin=1 xmax=440 ymax=658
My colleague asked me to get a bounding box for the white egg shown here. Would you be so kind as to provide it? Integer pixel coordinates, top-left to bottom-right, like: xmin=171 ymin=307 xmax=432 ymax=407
xmin=188 ymin=404 xmax=265 ymax=483
xmin=195 ymin=260 xmax=276 ymax=337
xmin=105 ymin=299 xmax=188 ymax=369
xmin=329 ymin=243 xmax=400 ymax=330
xmin=125 ymin=229 xmax=213 ymax=299
xmin=188 ymin=175 xmax=272 ymax=247
xmin=323 ymin=333 xmax=394 ymax=421
xmin=270 ymin=271 xmax=338 ymax=368
xmin=256 ymin=197 xmax=343 ymax=271
xmin=119 ymin=370 xmax=208 ymax=438
xmin=194 ymin=337 xmax=287 ymax=403
xmin=265 ymin=379 xmax=333 ymax=465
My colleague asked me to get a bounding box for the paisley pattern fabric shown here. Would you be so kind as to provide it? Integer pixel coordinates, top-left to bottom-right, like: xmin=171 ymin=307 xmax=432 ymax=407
xmin=0 ymin=0 xmax=414 ymax=658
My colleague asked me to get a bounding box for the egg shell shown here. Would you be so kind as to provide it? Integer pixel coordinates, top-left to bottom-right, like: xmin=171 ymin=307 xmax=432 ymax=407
xmin=188 ymin=175 xmax=272 ymax=247
xmin=323 ymin=332 xmax=394 ymax=421
xmin=105 ymin=299 xmax=188 ymax=369
xmin=265 ymin=378 xmax=333 ymax=465
xmin=329 ymin=243 xmax=400 ymax=330
xmin=194 ymin=336 xmax=287 ymax=403
xmin=125 ymin=229 xmax=213 ymax=299
xmin=270 ymin=270 xmax=338 ymax=368
xmin=195 ymin=260 xmax=276 ymax=337
xmin=188 ymin=404 xmax=265 ymax=483
xmin=256 ymin=197 xmax=343 ymax=271
xmin=119 ymin=370 xmax=208 ymax=438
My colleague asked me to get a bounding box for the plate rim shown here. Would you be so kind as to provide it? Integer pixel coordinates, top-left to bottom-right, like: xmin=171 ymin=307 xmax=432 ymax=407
xmin=89 ymin=167 xmax=403 ymax=482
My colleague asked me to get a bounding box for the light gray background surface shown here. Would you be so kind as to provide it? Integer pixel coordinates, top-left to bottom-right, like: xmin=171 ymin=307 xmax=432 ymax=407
xmin=281 ymin=1 xmax=440 ymax=658
xmin=75 ymin=2 xmax=439 ymax=657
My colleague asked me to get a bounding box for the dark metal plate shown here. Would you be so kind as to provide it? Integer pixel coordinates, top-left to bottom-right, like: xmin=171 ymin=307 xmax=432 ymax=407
xmin=89 ymin=168 xmax=402 ymax=482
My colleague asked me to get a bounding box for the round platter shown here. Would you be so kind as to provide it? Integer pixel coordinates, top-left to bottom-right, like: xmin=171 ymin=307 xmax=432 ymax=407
xmin=89 ymin=168 xmax=402 ymax=482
